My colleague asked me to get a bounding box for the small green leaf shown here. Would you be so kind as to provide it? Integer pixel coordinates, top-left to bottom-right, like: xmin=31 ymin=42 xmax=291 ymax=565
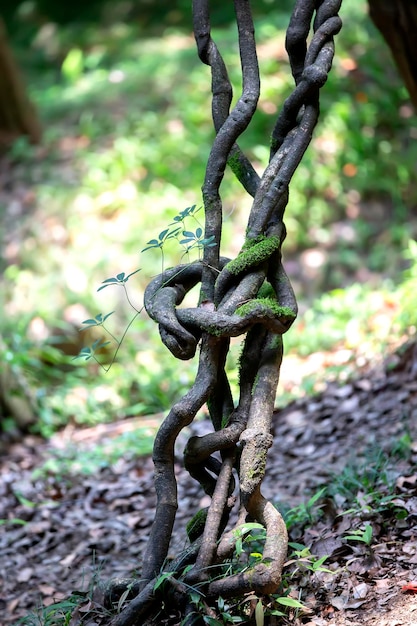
xmin=311 ymin=555 xmax=331 ymax=571
xmin=269 ymin=610 xmax=286 ymax=617
xmin=177 ymin=204 xmax=197 ymax=220
xmin=276 ymin=597 xmax=305 ymax=608
xmin=98 ymin=280 xmax=119 ymax=292
xmin=201 ymin=236 xmax=216 ymax=247
xmin=345 ymin=534 xmax=367 ymax=543
xmin=195 ymin=227 xmax=203 ymax=238
xmin=237 ymin=522 xmax=264 ymax=536
xmin=80 ymin=318 xmax=99 ymax=327
xmin=183 ymin=230 xmax=196 ymax=238
xmin=102 ymin=277 xmax=119 ymax=284
xmin=158 ymin=229 xmax=169 ymax=240
xmin=306 ymin=487 xmax=326 ymax=507
xmin=73 ymin=346 xmax=92 ymax=360
xmin=0 ymin=518 xmax=27 ymax=526
xmin=189 ymin=591 xmax=200 ymax=604
xmin=14 ymin=492 xmax=37 ymax=507
xmin=126 ymin=268 xmax=141 ymax=280
xmin=167 ymin=227 xmax=181 ymax=238
xmin=203 ymin=618 xmax=223 ymax=626
xmin=117 ymin=587 xmax=132 ymax=612
xmin=153 ymin=572 xmax=172 ymax=591
xmin=255 ymin=599 xmax=264 ymax=626
xmin=116 ymin=272 xmax=126 ymax=282
xmin=91 ymin=340 xmax=111 ymax=351
xmin=103 ymin=311 xmax=115 ymax=322
xmin=363 ymin=524 xmax=373 ymax=542
xmin=141 ymin=239 xmax=160 ymax=252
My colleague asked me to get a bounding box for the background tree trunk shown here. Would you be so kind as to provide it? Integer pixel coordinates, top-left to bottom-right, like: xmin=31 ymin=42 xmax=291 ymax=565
xmin=0 ymin=17 xmax=41 ymax=147
xmin=368 ymin=0 xmax=417 ymax=109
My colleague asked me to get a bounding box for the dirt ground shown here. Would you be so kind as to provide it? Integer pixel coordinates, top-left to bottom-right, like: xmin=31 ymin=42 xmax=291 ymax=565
xmin=1 ymin=342 xmax=417 ymax=625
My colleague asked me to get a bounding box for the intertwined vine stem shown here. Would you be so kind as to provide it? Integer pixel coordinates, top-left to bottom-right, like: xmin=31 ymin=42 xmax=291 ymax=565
xmin=110 ymin=1 xmax=342 ymax=623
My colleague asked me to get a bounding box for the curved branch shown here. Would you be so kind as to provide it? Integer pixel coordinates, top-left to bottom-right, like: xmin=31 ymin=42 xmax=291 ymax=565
xmin=207 ymin=331 xmax=288 ymax=597
xmin=113 ymin=2 xmax=342 ymax=623
xmin=208 ymin=496 xmax=288 ymax=597
xmin=140 ymin=333 xmax=225 ymax=584
xmin=192 ymin=0 xmax=260 ymax=198
xmin=185 ymin=452 xmax=236 ymax=586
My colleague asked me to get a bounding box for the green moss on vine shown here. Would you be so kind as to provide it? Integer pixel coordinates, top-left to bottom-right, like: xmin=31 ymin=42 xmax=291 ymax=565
xmin=241 ymin=234 xmax=269 ymax=251
xmin=257 ymin=282 xmax=275 ymax=299
xmin=245 ymin=449 xmax=268 ymax=481
xmin=269 ymin=334 xmax=283 ymax=351
xmin=206 ymin=325 xmax=224 ymax=337
xmin=186 ymin=508 xmax=208 ymax=542
xmin=198 ymin=290 xmax=208 ymax=305
xmin=251 ymin=372 xmax=260 ymax=395
xmin=235 ymin=298 xmax=295 ymax=319
xmin=226 ymin=235 xmax=280 ymax=276
xmin=227 ymin=152 xmax=246 ymax=180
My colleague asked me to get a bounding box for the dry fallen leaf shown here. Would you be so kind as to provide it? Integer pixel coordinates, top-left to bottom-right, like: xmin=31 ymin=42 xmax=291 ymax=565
xmin=352 ymin=582 xmax=368 ymax=599
xmin=396 ymin=475 xmax=417 ymax=491
xmin=37 ymin=584 xmax=55 ymax=596
xmin=16 ymin=567 xmax=33 ymax=583
xmin=375 ymin=579 xmax=392 ymax=593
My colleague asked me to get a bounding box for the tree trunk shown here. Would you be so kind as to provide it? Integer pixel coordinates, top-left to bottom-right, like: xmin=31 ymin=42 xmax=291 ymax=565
xmin=368 ymin=0 xmax=417 ymax=109
xmin=0 ymin=17 xmax=41 ymax=147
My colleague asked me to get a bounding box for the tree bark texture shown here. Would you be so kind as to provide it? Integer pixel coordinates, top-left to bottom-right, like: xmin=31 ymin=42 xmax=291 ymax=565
xmin=0 ymin=17 xmax=41 ymax=147
xmin=109 ymin=1 xmax=342 ymax=623
xmin=368 ymin=0 xmax=417 ymax=109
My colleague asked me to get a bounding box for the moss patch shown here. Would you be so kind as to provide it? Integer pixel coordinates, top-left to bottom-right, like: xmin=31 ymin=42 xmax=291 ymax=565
xmin=235 ymin=298 xmax=295 ymax=320
xmin=257 ymin=282 xmax=275 ymax=299
xmin=227 ymin=152 xmax=246 ymax=180
xmin=226 ymin=236 xmax=280 ymax=276
xmin=186 ymin=507 xmax=208 ymax=542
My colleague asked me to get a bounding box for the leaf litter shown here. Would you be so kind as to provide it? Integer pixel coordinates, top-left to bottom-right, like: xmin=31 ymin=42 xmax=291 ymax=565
xmin=1 ymin=342 xmax=417 ymax=625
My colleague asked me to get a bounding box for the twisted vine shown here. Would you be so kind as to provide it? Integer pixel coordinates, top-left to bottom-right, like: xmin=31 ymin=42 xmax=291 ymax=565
xmin=110 ymin=1 xmax=342 ymax=624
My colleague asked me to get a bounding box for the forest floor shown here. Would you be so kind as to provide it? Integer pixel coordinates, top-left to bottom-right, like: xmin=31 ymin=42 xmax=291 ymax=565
xmin=1 ymin=340 xmax=417 ymax=626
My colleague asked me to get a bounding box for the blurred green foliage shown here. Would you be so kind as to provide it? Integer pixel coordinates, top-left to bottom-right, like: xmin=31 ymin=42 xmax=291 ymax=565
xmin=32 ymin=427 xmax=155 ymax=478
xmin=1 ymin=0 xmax=417 ymax=460
xmin=3 ymin=0 xmax=294 ymax=32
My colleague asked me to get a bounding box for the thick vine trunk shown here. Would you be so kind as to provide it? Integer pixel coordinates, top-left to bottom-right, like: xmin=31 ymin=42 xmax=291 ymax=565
xmin=107 ymin=2 xmax=343 ymax=623
xmin=0 ymin=17 xmax=41 ymax=147
xmin=368 ymin=0 xmax=417 ymax=108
